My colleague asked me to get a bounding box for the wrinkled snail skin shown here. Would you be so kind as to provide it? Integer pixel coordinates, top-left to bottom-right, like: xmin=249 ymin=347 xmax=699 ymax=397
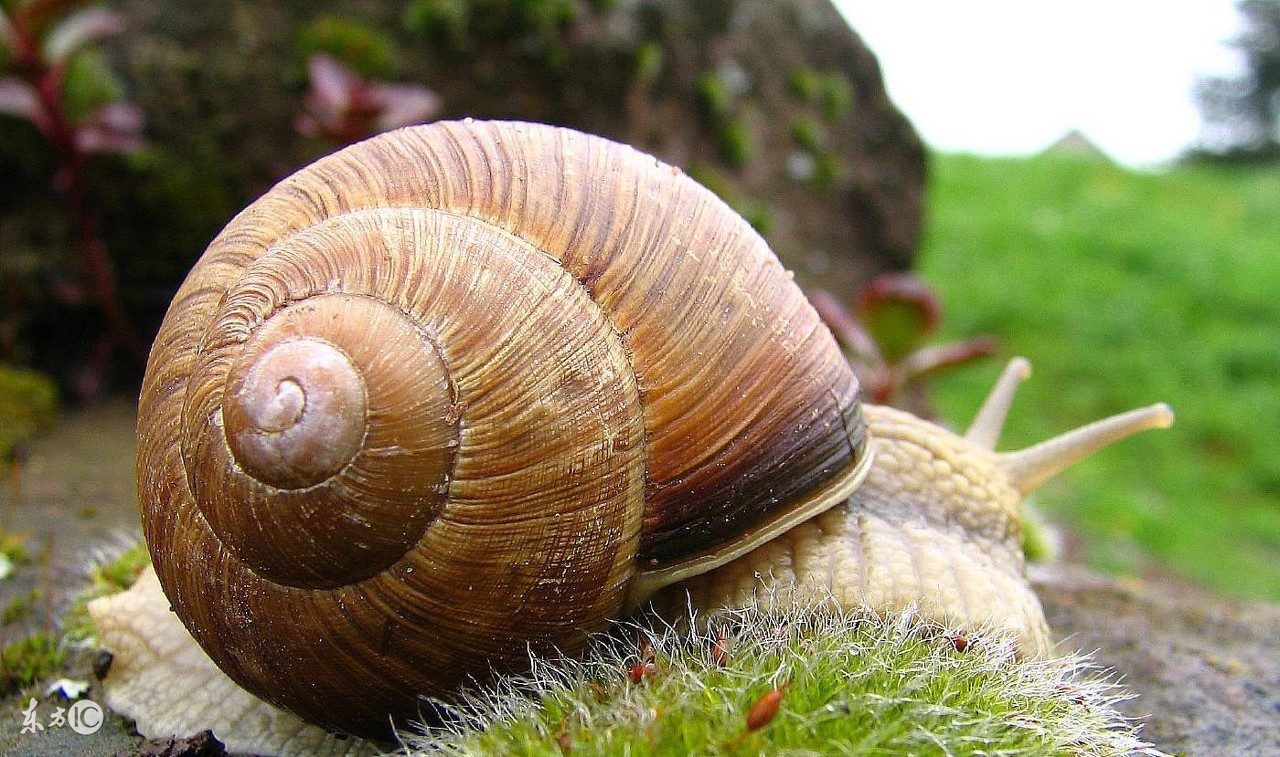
xmin=137 ymin=119 xmax=870 ymax=739
xmin=663 ymin=404 xmax=1055 ymax=654
xmin=664 ymin=361 xmax=1175 ymax=658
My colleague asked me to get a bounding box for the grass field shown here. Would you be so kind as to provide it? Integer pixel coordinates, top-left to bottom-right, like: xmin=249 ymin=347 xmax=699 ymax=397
xmin=917 ymin=153 xmax=1280 ymax=602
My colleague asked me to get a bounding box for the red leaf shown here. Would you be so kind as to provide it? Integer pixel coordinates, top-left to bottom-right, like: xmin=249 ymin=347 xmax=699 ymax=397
xmin=75 ymin=101 xmax=145 ymax=154
xmin=855 ymin=272 xmax=942 ymax=361
xmin=307 ymin=53 xmax=358 ymax=116
xmin=371 ymin=81 xmax=441 ymax=131
xmin=0 ymin=76 xmax=41 ymax=122
xmin=42 ymin=6 xmax=125 ymax=64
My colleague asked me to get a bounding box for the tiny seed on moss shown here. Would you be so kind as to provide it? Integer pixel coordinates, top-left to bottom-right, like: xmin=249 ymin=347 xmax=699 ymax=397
xmin=627 ymin=660 xmax=656 ymax=684
xmin=710 ymin=634 xmax=729 ymax=667
xmin=745 ymin=680 xmax=790 ymax=732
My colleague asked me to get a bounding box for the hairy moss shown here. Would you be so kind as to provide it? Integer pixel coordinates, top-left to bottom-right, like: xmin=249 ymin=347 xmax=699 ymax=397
xmin=409 ymin=604 xmax=1161 ymax=755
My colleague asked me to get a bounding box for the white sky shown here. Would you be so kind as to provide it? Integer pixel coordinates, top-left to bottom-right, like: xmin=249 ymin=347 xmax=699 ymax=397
xmin=832 ymin=1 xmax=1246 ymax=166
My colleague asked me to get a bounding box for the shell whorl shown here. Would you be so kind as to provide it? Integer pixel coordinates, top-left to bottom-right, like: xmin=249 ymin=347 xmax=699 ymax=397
xmin=138 ymin=120 xmax=867 ymax=737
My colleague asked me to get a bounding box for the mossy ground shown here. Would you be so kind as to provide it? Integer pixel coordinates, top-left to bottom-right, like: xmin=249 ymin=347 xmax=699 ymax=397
xmin=408 ymin=604 xmax=1160 ymax=755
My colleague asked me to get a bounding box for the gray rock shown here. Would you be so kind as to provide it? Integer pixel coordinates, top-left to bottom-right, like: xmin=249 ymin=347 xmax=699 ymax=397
xmin=1036 ymin=565 xmax=1280 ymax=755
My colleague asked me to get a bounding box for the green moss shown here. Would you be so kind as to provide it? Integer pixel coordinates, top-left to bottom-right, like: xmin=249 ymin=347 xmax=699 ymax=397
xmin=296 ymin=15 xmax=397 ymax=78
xmin=1 ymin=590 xmax=37 ymax=627
xmin=91 ymin=542 xmax=150 ymax=594
xmin=404 ymin=0 xmax=586 ymax=62
xmin=62 ymin=541 xmax=150 ymax=645
xmin=818 ymin=73 xmax=855 ymax=121
xmin=1 ymin=633 xmax=65 ymax=693
xmin=788 ymin=66 xmax=820 ymax=101
xmin=695 ymin=71 xmax=734 ymax=122
xmin=410 ymin=605 xmax=1156 ymax=754
xmin=633 ymin=40 xmax=663 ymax=85
xmin=0 ymin=364 xmax=57 ymax=461
xmin=790 ymin=114 xmax=825 ymax=153
xmin=404 ymin=0 xmax=472 ymax=52
xmin=808 ymin=151 xmax=840 ymax=191
xmin=716 ymin=118 xmax=754 ymax=169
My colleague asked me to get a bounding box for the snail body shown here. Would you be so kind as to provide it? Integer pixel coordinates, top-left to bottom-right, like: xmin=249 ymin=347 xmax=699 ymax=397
xmin=130 ymin=120 xmax=1171 ymax=741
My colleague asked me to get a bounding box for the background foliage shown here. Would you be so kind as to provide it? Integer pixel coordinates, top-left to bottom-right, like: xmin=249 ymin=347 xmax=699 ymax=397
xmin=1193 ymin=0 xmax=1280 ymax=161
xmin=920 ymin=151 xmax=1280 ymax=601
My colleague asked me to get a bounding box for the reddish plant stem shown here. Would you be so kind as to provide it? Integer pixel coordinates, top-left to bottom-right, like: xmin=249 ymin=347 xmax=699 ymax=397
xmin=9 ymin=15 xmax=147 ymax=371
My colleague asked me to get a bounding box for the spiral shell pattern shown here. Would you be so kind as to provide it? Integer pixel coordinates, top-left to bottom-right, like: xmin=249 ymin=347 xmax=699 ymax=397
xmin=138 ymin=120 xmax=866 ymax=737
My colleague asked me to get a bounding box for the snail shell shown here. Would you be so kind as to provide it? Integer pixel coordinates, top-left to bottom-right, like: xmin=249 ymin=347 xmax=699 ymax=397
xmin=138 ymin=120 xmax=871 ymax=738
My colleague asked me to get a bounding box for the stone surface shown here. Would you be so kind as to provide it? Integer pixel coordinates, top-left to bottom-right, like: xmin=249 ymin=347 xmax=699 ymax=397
xmin=1035 ymin=564 xmax=1280 ymax=755
xmin=105 ymin=0 xmax=925 ymax=295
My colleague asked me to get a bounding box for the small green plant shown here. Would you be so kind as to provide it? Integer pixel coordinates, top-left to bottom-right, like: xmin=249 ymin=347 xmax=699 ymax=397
xmin=695 ymin=69 xmax=758 ymax=170
xmin=686 ymin=165 xmax=772 ymax=234
xmin=1 ymin=631 xmax=65 ymax=693
xmin=296 ymin=15 xmax=396 ymax=79
xmin=0 ymin=363 xmax=57 ymax=462
xmin=410 ymin=604 xmax=1158 ymax=754
xmin=715 ymin=117 xmax=754 ymax=169
xmin=62 ymin=540 xmax=150 ymax=644
xmin=811 ymin=273 xmax=998 ymax=419
xmin=808 ymin=150 xmax=840 ymax=191
xmin=88 ymin=540 xmax=149 ymax=594
xmin=695 ymin=71 xmax=734 ymax=121
xmin=787 ymin=66 xmax=820 ymax=101
xmin=1 ymin=589 xmax=38 ymax=626
xmin=818 ymin=73 xmax=854 ymax=121
xmin=790 ymin=114 xmax=824 ymax=153
xmin=404 ymin=0 xmax=587 ymax=65
xmin=633 ymin=40 xmax=663 ymax=85
xmin=788 ymin=67 xmax=854 ymax=121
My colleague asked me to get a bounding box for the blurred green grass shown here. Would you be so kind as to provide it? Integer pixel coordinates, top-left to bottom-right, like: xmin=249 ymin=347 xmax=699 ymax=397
xmin=918 ymin=153 xmax=1280 ymax=602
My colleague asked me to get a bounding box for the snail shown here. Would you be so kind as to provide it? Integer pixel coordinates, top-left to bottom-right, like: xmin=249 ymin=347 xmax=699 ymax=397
xmin=98 ymin=120 xmax=1172 ymax=743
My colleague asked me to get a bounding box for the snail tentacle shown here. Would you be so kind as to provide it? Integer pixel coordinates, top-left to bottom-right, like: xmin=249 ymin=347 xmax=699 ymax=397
xmin=999 ymin=403 xmax=1175 ymax=494
xmin=964 ymin=356 xmax=1032 ymax=449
